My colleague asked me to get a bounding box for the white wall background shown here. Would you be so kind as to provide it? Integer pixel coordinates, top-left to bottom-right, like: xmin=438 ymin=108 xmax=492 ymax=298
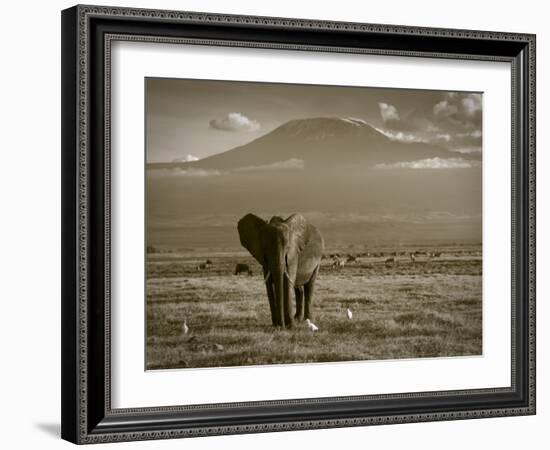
xmin=0 ymin=0 xmax=545 ymax=448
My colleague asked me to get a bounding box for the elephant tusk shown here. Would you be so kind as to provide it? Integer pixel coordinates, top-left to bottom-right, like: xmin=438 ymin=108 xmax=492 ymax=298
xmin=263 ymin=271 xmax=271 ymax=283
xmin=284 ymin=270 xmax=295 ymax=288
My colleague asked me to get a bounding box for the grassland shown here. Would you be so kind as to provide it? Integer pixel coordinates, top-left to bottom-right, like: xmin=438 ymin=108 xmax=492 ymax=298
xmin=146 ymin=246 xmax=482 ymax=370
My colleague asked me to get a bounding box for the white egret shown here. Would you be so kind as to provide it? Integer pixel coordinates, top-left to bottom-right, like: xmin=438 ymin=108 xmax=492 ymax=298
xmin=306 ymin=319 xmax=319 ymax=332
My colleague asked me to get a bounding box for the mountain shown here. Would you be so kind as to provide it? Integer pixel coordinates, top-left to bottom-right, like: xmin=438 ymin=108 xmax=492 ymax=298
xmin=146 ymin=117 xmax=482 ymax=249
xmin=148 ymin=117 xmax=477 ymax=171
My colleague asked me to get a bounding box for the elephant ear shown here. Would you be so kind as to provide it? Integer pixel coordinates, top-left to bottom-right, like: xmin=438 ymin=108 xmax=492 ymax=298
xmin=237 ymin=214 xmax=267 ymax=265
xmin=285 ymin=213 xmax=308 ymax=256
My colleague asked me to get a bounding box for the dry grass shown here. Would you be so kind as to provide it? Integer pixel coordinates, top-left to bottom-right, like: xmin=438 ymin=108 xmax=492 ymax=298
xmin=146 ymin=249 xmax=482 ymax=370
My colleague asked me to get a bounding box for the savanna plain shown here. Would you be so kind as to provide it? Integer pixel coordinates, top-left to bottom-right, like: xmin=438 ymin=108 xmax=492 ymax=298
xmin=146 ymin=245 xmax=482 ymax=370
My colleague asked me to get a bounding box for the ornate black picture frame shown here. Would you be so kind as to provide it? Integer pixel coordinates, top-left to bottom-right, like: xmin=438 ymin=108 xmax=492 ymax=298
xmin=61 ymin=4 xmax=536 ymax=444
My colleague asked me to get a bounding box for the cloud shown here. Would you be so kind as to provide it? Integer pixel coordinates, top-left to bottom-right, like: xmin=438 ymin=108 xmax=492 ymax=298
xmin=451 ymin=128 xmax=482 ymax=150
xmin=376 ymin=157 xmax=481 ymax=169
xmin=374 ymin=127 xmax=455 ymax=146
xmin=175 ymin=168 xmax=220 ymax=177
xmin=449 ymin=147 xmax=482 ymax=154
xmin=148 ymin=168 xmax=220 ymax=178
xmin=148 ymin=159 xmax=304 ymax=178
xmin=172 ymin=154 xmax=199 ymax=163
xmin=456 ymin=130 xmax=482 ymax=138
xmin=375 ymin=119 xmax=482 ymax=157
xmin=373 ymin=92 xmax=482 ymax=149
xmin=151 ymin=158 xmax=305 ymax=178
xmin=378 ymin=102 xmax=400 ymax=122
xmin=433 ymin=100 xmax=459 ymax=117
xmin=432 ymin=92 xmax=482 ymax=129
xmin=209 ymin=112 xmax=260 ymax=132
xmin=340 ymin=117 xmax=369 ymax=126
xmin=371 ymin=93 xmax=482 ymax=154
xmin=374 ymin=127 xmax=428 ymax=143
xmin=462 ymin=94 xmax=482 ymax=116
xmin=232 ymin=158 xmax=304 ymax=172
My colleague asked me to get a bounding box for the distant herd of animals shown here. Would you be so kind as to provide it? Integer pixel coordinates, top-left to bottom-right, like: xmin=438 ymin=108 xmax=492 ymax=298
xmin=193 ymin=249 xmax=447 ymax=274
xmin=195 ymin=259 xmax=213 ymax=271
xmin=327 ymin=250 xmax=443 ymax=268
xmin=175 ymin=212 xmax=468 ymax=330
xmin=234 ymin=263 xmax=253 ymax=276
xmin=146 ymin=213 xmax=479 ymax=333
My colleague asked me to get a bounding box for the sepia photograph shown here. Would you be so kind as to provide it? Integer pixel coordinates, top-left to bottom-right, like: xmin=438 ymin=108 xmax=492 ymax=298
xmin=145 ymin=78 xmax=483 ymax=370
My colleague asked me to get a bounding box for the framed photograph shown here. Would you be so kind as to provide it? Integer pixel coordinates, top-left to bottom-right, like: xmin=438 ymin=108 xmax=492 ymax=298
xmin=61 ymin=5 xmax=536 ymax=444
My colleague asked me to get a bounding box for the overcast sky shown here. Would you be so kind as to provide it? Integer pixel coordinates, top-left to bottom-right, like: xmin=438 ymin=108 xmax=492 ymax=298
xmin=146 ymin=78 xmax=482 ymax=163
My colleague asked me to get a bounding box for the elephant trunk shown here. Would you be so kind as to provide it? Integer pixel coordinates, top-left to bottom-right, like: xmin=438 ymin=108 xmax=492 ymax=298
xmin=283 ymin=272 xmax=293 ymax=328
xmin=272 ymin=267 xmax=285 ymax=328
xmin=271 ymin=248 xmax=295 ymax=328
xmin=263 ymin=269 xmax=278 ymax=326
xmin=270 ymin=255 xmax=294 ymax=329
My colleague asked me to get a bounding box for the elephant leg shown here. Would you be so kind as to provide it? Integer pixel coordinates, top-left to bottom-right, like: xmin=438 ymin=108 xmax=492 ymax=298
xmin=294 ymin=287 xmax=304 ymax=321
xmin=265 ymin=281 xmax=279 ymax=326
xmin=304 ymin=266 xmax=319 ymax=321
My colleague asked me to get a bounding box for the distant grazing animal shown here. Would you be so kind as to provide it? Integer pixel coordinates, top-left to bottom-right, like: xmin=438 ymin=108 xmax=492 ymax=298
xmin=306 ymin=318 xmax=319 ymax=332
xmin=234 ymin=263 xmax=253 ymax=276
xmin=205 ymin=259 xmax=213 ymax=265
xmin=385 ymin=257 xmax=396 ymax=265
xmin=196 ymin=263 xmax=208 ymax=271
xmin=346 ymin=255 xmax=357 ymax=263
xmin=332 ymin=258 xmax=346 ymax=269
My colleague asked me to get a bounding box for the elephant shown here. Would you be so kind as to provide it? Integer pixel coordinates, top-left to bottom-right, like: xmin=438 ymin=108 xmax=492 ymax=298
xmin=237 ymin=213 xmax=324 ymax=329
xmin=234 ymin=263 xmax=253 ymax=276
